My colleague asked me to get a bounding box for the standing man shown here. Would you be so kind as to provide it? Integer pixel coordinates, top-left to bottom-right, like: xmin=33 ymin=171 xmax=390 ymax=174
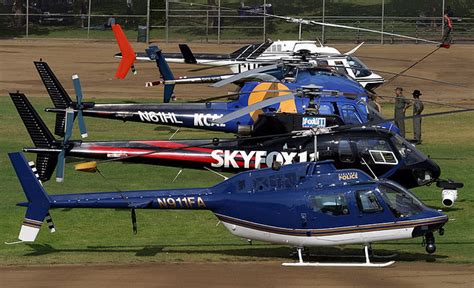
xmin=412 ymin=90 xmax=424 ymax=144
xmin=394 ymin=87 xmax=409 ymax=138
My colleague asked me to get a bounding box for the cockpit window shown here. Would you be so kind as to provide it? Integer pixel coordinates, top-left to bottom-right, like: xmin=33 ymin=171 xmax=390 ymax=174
xmin=378 ymin=183 xmax=423 ymax=218
xmin=391 ymin=134 xmax=427 ymax=165
xmin=338 ymin=140 xmax=355 ymax=163
xmin=311 ymin=194 xmax=349 ymax=216
xmin=356 ymin=190 xmax=383 ymax=212
xmin=347 ymin=56 xmax=372 ymax=77
xmin=340 ymin=104 xmax=362 ymax=124
xmin=369 ymin=150 xmax=398 ymax=165
xmin=319 ymin=103 xmax=334 ymax=114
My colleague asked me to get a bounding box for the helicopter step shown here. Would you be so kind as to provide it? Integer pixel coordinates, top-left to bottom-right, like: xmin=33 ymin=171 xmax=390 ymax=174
xmin=282 ymin=245 xmax=395 ymax=268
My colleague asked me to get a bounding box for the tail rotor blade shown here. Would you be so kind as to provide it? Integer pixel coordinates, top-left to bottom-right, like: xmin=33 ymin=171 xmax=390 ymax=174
xmin=77 ymin=110 xmax=88 ymax=138
xmin=56 ymin=150 xmax=66 ymax=182
xmin=72 ymin=74 xmax=83 ymax=105
xmin=72 ymin=75 xmax=88 ymax=138
xmin=63 ymin=108 xmax=75 ymax=142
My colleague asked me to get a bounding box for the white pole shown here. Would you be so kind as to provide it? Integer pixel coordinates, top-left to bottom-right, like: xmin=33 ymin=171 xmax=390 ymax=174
xmin=146 ymin=0 xmax=151 ymax=43
xmin=381 ymin=0 xmax=384 ymax=44
xmin=217 ymin=0 xmax=221 ymax=44
xmin=321 ymin=0 xmax=325 ymax=43
xmin=165 ymin=0 xmax=169 ymax=43
xmin=26 ymin=0 xmax=29 ymax=38
xmin=441 ymin=0 xmax=445 ymax=37
xmin=87 ymin=0 xmax=92 ymax=39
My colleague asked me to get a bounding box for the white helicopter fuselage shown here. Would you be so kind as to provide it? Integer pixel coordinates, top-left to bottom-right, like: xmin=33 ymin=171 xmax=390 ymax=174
xmin=140 ymin=40 xmax=384 ymax=89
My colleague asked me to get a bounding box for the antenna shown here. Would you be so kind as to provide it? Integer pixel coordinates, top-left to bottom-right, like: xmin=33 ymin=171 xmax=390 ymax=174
xmin=204 ymin=166 xmax=228 ymax=180
xmin=361 ymin=157 xmax=378 ymax=180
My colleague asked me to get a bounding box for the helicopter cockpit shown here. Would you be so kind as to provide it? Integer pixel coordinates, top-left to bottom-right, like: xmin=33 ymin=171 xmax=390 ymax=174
xmin=347 ymin=56 xmax=372 ymax=78
xmin=390 ymin=134 xmax=427 ymax=165
xmin=377 ymin=181 xmax=424 ymax=218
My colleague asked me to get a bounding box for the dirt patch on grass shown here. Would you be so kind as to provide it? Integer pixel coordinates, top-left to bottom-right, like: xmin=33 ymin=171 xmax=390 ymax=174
xmin=0 ymin=39 xmax=473 ymax=105
xmin=1 ymin=262 xmax=473 ymax=288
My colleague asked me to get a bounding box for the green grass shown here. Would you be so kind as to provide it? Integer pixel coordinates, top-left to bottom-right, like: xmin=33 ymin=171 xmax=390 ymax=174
xmin=0 ymin=96 xmax=473 ymax=265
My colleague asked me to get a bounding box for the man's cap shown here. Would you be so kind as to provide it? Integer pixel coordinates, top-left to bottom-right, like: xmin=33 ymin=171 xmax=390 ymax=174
xmin=413 ymin=90 xmax=422 ymax=97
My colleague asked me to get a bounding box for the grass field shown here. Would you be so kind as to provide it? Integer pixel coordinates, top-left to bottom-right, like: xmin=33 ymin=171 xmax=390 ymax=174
xmin=0 ymin=95 xmax=473 ymax=266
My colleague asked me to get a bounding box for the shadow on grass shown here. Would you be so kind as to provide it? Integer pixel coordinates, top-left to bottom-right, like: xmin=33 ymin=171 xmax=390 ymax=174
xmin=24 ymin=243 xmax=450 ymax=263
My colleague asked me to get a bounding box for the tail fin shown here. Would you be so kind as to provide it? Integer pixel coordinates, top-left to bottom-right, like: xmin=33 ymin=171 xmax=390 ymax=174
xmin=10 ymin=92 xmax=59 ymax=182
xmin=112 ymin=24 xmax=137 ymax=79
xmin=178 ymin=44 xmax=197 ymax=64
xmin=9 ymin=152 xmax=51 ymax=242
xmin=146 ymin=46 xmax=175 ymax=103
xmin=34 ymin=61 xmax=73 ymax=137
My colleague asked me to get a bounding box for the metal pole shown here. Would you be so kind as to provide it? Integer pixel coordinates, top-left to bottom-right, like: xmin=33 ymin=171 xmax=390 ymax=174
xmin=441 ymin=0 xmax=445 ymax=37
xmin=217 ymin=0 xmax=221 ymax=44
xmin=206 ymin=10 xmax=209 ymax=43
xmin=263 ymin=0 xmax=266 ymax=41
xmin=165 ymin=0 xmax=169 ymax=43
xmin=87 ymin=0 xmax=92 ymax=39
xmin=298 ymin=22 xmax=302 ymax=41
xmin=321 ymin=0 xmax=325 ymax=43
xmin=26 ymin=0 xmax=29 ymax=38
xmin=146 ymin=0 xmax=151 ymax=43
xmin=381 ymin=0 xmax=384 ymax=44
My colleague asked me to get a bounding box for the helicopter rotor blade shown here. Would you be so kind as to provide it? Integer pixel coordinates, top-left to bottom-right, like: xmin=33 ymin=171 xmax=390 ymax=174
xmin=189 ymin=63 xmax=238 ymax=72
xmin=378 ymin=46 xmax=442 ymax=89
xmin=190 ymin=88 xmax=294 ymax=103
xmin=211 ymin=64 xmax=279 ymax=87
xmin=171 ymin=1 xmax=441 ymax=45
xmin=370 ymin=69 xmax=467 ymax=89
xmin=72 ymin=74 xmax=88 ymax=138
xmin=56 ymin=108 xmax=75 ymax=182
xmin=375 ymin=94 xmax=470 ymax=110
xmin=337 ymin=107 xmax=474 ymax=132
xmin=212 ymin=93 xmax=296 ymax=124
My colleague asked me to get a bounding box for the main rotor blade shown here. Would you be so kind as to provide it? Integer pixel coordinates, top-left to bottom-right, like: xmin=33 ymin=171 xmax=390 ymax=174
xmin=72 ymin=75 xmax=88 ymax=138
xmin=371 ymin=69 xmax=467 ymax=89
xmin=191 ymin=88 xmax=294 ymax=103
xmin=379 ymin=47 xmax=442 ymax=88
xmin=376 ymin=94 xmax=470 ymax=110
xmin=211 ymin=64 xmax=279 ymax=87
xmin=338 ymin=108 xmax=474 ymax=131
xmin=213 ymin=93 xmax=295 ymax=124
xmin=171 ymin=1 xmax=440 ymax=45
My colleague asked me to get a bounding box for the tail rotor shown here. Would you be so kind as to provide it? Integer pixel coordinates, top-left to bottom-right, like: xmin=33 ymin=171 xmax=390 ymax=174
xmin=72 ymin=74 xmax=88 ymax=138
xmin=56 ymin=108 xmax=75 ymax=182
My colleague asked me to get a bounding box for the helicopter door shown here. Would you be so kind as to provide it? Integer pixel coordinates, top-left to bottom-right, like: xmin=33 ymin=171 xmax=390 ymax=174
xmin=333 ymin=60 xmax=348 ymax=75
xmin=338 ymin=140 xmax=357 ymax=165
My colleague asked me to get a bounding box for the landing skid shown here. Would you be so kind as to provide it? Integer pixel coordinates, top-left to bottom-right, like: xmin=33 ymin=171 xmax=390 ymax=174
xmin=282 ymin=245 xmax=395 ymax=268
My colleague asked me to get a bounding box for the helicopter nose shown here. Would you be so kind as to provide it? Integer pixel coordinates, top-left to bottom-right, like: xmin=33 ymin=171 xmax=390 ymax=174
xmin=412 ymin=158 xmax=441 ymax=186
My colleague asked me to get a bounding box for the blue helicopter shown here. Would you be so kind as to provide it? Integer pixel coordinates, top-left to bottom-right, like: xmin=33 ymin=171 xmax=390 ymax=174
xmin=35 ymin=45 xmax=398 ymax=138
xmin=9 ymin=152 xmax=447 ymax=267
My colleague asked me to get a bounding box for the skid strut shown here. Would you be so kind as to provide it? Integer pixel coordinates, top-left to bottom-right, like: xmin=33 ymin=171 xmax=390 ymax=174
xmin=282 ymin=245 xmax=395 ymax=267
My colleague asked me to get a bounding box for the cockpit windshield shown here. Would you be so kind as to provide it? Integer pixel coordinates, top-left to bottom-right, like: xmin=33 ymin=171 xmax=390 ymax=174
xmin=347 ymin=56 xmax=372 ymax=77
xmin=391 ymin=134 xmax=427 ymax=165
xmin=378 ymin=182 xmax=424 ymax=218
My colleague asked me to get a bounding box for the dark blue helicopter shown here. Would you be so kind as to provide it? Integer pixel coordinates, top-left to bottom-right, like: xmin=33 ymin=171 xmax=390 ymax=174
xmin=35 ymin=46 xmax=398 ymax=138
xmin=9 ymin=152 xmax=446 ymax=267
